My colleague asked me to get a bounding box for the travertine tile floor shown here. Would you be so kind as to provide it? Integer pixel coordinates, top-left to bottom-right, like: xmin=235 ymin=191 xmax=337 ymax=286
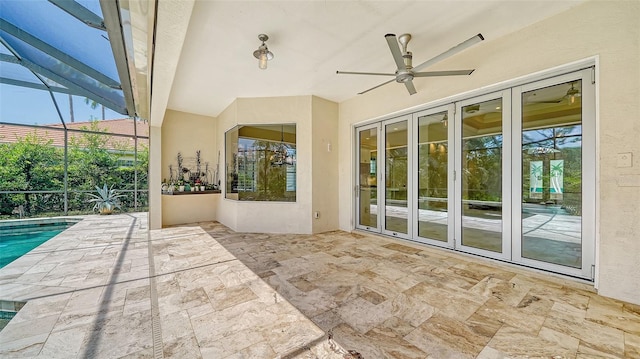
xmin=0 ymin=214 xmax=346 ymax=358
xmin=201 ymin=222 xmax=640 ymax=359
xmin=0 ymin=214 xmax=639 ymax=358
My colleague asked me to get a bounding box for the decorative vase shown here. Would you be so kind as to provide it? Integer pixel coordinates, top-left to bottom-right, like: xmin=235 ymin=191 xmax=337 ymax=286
xmin=179 ymin=185 xmax=184 ymax=192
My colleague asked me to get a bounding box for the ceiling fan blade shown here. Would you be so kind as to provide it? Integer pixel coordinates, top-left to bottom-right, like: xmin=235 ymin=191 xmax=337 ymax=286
xmin=413 ymin=70 xmax=475 ymax=77
xmin=358 ymin=78 xmax=396 ymax=95
xmin=336 ymin=71 xmax=396 ymax=76
xmin=385 ymin=34 xmax=407 ymax=71
xmin=530 ymin=99 xmax=564 ymax=104
xmin=404 ymin=80 xmax=417 ymax=95
xmin=412 ymin=33 xmax=484 ymax=72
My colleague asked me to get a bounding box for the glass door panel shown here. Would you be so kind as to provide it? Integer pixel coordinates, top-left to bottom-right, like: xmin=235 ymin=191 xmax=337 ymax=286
xmin=518 ymin=78 xmax=588 ymax=271
xmin=416 ymin=110 xmax=449 ymax=243
xmin=357 ymin=126 xmax=379 ymax=230
xmin=460 ymin=97 xmax=505 ymax=253
xmin=384 ymin=120 xmax=408 ymax=235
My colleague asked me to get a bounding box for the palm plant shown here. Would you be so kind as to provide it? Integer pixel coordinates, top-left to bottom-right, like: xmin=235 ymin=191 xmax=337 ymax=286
xmin=87 ymin=184 xmax=124 ymax=214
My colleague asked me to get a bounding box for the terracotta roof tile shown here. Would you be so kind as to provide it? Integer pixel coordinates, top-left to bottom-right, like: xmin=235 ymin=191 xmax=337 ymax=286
xmin=0 ymin=119 xmax=149 ymax=150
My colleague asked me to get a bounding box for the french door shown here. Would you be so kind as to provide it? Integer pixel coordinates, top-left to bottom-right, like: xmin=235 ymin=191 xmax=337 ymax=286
xmin=355 ymin=69 xmax=595 ymax=279
xmin=454 ymin=90 xmax=512 ymax=260
xmin=356 ymin=124 xmax=380 ymax=232
xmin=511 ymin=70 xmax=595 ymax=279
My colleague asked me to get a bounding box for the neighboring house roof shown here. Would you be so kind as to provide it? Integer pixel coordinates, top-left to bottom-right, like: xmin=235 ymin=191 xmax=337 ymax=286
xmin=0 ymin=119 xmax=149 ymax=150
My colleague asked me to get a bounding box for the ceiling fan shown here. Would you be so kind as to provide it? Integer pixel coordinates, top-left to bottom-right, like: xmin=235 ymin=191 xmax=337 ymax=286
xmin=528 ymin=81 xmax=581 ymax=104
xmin=337 ymin=33 xmax=484 ymax=95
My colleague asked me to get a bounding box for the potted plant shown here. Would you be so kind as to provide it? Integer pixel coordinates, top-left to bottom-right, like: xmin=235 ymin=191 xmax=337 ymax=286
xmin=87 ymin=184 xmax=124 ymax=215
xmin=177 ymin=180 xmax=185 ymax=192
xmin=161 ymin=178 xmax=168 ymax=193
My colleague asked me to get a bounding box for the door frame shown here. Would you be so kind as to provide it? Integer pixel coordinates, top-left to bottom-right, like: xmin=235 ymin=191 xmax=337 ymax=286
xmin=511 ymin=68 xmax=595 ymax=279
xmin=354 ymin=122 xmax=382 ymax=232
xmin=454 ymin=89 xmax=513 ymax=261
xmin=412 ymin=104 xmax=455 ymax=248
xmin=380 ymin=115 xmax=413 ymax=239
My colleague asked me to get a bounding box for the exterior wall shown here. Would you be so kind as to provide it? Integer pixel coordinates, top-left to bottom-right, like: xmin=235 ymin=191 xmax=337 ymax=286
xmin=162 ymin=193 xmax=219 ymax=226
xmin=216 ymin=96 xmax=314 ymax=234
xmin=161 ymin=109 xmax=217 ymax=226
xmin=311 ymin=96 xmax=339 ymax=233
xmin=149 ymin=125 xmax=162 ymax=229
xmin=337 ymin=1 xmax=640 ymax=304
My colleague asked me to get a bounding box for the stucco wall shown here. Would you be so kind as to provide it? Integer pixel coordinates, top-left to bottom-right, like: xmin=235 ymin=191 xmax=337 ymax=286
xmin=311 ymin=96 xmax=340 ymax=233
xmin=215 ymin=96 xmax=315 ymax=234
xmin=161 ymin=109 xmax=217 ymax=226
xmin=337 ymin=1 xmax=640 ymax=304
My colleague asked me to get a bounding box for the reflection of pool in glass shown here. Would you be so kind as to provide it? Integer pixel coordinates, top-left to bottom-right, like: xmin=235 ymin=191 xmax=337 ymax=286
xmin=0 ymin=220 xmax=78 ymax=269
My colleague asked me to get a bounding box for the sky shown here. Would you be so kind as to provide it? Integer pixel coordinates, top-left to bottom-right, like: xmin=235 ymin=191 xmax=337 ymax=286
xmin=0 ymin=84 xmax=123 ymax=126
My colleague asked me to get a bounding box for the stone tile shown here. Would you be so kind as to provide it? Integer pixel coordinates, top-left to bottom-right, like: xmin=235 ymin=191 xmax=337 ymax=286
xmin=404 ymin=281 xmax=485 ymax=321
xmin=544 ymin=314 xmax=625 ymax=356
xmin=382 ymin=242 xmax=422 ymax=254
xmin=0 ymin=333 xmax=48 ymax=357
xmin=288 ymin=275 xmax=318 ymax=292
xmin=625 ymin=332 xmax=640 ymax=359
xmin=468 ymin=276 xmax=529 ymax=306
xmin=207 ymin=285 xmax=258 ymax=311
xmin=405 ymin=312 xmax=494 ymax=358
xmin=329 ymin=323 xmax=385 ymax=358
xmin=377 ymin=316 xmax=416 ymax=338
xmin=311 ymin=309 xmax=343 ymax=332
xmin=475 ymin=346 xmax=510 ymax=359
xmin=390 ymin=292 xmax=437 ymax=327
xmin=228 ymin=341 xmax=276 ymax=359
xmin=360 ymin=289 xmax=387 ymax=305
xmin=1 ymin=215 xmax=637 ymax=359
xmin=586 ymin=296 xmax=640 ymax=335
xmin=365 ymin=325 xmax=428 ymax=358
xmin=199 ymin=329 xmax=266 ymax=359
xmin=476 ymin=297 xmax=546 ymax=334
xmin=487 ymin=325 xmax=577 ymax=358
xmin=336 ymin=296 xmax=393 ymax=334
xmin=576 ymin=343 xmax=624 ymax=359
xmin=161 ymin=310 xmax=195 ymax=342
xmin=38 ymin=327 xmax=87 ymax=358
xmin=163 ymin=334 xmax=201 ymax=358
xmin=157 ymin=287 xmax=210 ymax=317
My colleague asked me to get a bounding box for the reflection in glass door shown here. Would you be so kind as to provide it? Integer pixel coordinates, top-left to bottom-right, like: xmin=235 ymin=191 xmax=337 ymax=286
xmin=520 ymin=80 xmax=583 ymax=268
xmin=383 ymin=119 xmax=409 ymax=237
xmin=416 ymin=109 xmax=451 ymax=245
xmin=458 ymin=96 xmax=508 ymax=255
xmin=513 ymin=69 xmax=595 ymax=279
xmin=357 ymin=126 xmax=379 ymax=230
xmin=354 ymin=68 xmax=594 ymax=280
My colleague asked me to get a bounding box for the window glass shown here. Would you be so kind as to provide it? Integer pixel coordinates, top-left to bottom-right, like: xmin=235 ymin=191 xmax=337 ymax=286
xmin=225 ymin=124 xmax=296 ymax=202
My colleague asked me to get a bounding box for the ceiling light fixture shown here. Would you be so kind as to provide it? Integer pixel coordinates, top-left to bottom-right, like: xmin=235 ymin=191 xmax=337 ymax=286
xmin=567 ymin=82 xmax=581 ymax=104
xmin=441 ymin=114 xmax=448 ymax=128
xmin=253 ymin=34 xmax=274 ymax=70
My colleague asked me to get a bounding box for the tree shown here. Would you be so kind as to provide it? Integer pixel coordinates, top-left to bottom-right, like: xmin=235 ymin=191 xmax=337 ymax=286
xmin=0 ymin=131 xmax=63 ymax=214
xmin=84 ymin=98 xmax=105 ymax=121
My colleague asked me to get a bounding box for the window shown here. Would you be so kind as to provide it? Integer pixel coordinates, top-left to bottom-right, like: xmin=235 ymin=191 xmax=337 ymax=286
xmin=225 ymin=124 xmax=296 ymax=202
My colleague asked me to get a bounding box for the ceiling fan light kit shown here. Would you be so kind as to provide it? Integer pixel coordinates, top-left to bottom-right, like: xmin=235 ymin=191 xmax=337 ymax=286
xmin=337 ymin=33 xmax=484 ymax=95
xmin=253 ymin=34 xmax=274 ymax=70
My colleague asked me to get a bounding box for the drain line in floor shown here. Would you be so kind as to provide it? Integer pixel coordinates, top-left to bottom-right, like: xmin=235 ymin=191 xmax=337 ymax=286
xmin=147 ymin=230 xmax=164 ymax=359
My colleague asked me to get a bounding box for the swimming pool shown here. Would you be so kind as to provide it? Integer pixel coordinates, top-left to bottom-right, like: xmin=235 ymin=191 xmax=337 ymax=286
xmin=0 ymin=219 xmax=79 ymax=269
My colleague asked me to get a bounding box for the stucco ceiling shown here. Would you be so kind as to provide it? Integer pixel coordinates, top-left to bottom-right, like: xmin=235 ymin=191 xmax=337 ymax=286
xmin=164 ymin=1 xmax=585 ymax=118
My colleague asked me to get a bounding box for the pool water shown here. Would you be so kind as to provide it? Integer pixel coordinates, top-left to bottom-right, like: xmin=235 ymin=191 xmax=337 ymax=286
xmin=0 ymin=223 xmax=72 ymax=269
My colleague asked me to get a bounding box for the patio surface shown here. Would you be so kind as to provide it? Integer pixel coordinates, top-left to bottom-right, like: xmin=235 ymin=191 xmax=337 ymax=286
xmin=0 ymin=213 xmax=638 ymax=358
